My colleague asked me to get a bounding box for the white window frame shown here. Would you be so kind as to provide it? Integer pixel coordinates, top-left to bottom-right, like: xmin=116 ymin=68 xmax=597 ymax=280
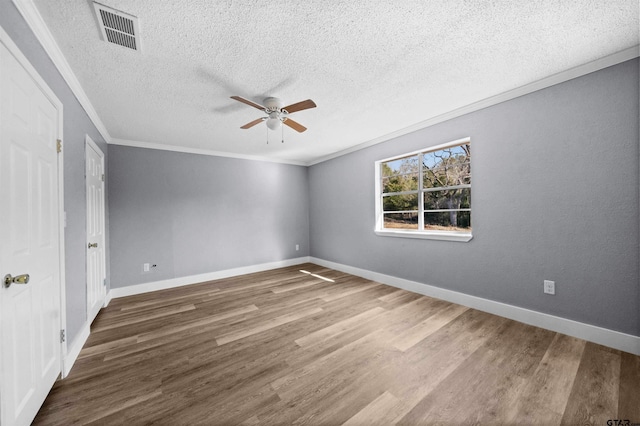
xmin=374 ymin=137 xmax=473 ymax=242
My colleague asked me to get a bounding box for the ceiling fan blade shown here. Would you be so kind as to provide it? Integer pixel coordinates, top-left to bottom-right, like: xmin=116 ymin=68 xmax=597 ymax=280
xmin=283 ymin=118 xmax=307 ymax=133
xmin=240 ymin=118 xmax=265 ymax=129
xmin=283 ymin=99 xmax=316 ymax=114
xmin=231 ymin=96 xmax=265 ymax=110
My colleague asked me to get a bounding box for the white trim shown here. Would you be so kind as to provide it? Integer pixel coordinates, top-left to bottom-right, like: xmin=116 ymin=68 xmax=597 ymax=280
xmin=308 ymin=45 xmax=640 ymax=166
xmin=102 ymin=289 xmax=112 ymax=308
xmin=69 ymin=257 xmax=310 ymax=374
xmin=55 ymin=64 xmax=67 ymax=378
xmin=309 ymin=257 xmax=640 ymax=356
xmin=375 ymin=137 xmax=472 ymax=242
xmin=109 ymin=257 xmax=311 ymax=299
xmin=11 ymin=0 xmax=112 ymax=144
xmin=374 ymin=230 xmax=473 ymax=242
xmin=85 ymin=134 xmax=104 ymax=160
xmin=0 ymin=25 xmax=69 ymax=379
xmin=85 ymin=135 xmax=106 ymax=326
xmin=10 ymin=0 xmax=637 ymax=168
xmin=111 ymin=138 xmax=307 ymax=166
xmin=376 ymin=137 xmax=471 ymax=164
xmin=0 ymin=26 xmax=62 ymax=121
xmin=62 ymin=321 xmax=90 ymax=378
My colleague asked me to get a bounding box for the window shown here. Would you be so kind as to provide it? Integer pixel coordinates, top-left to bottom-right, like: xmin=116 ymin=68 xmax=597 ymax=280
xmin=375 ymin=137 xmax=472 ymax=242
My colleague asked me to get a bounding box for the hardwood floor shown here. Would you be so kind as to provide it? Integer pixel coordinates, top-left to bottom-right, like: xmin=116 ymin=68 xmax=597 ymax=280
xmin=34 ymin=264 xmax=640 ymax=425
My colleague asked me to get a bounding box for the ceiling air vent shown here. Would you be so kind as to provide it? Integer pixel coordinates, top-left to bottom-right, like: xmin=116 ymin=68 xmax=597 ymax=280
xmin=93 ymin=2 xmax=141 ymax=52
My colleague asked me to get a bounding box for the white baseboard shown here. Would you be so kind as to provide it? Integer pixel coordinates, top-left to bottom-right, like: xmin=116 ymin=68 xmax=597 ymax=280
xmin=310 ymin=257 xmax=640 ymax=356
xmin=62 ymin=257 xmax=310 ymax=378
xmin=62 ymin=321 xmax=90 ymax=378
xmin=109 ymin=257 xmax=311 ymax=299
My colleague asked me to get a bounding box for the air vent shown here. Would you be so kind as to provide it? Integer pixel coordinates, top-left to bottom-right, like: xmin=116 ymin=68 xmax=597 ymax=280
xmin=93 ymin=2 xmax=141 ymax=52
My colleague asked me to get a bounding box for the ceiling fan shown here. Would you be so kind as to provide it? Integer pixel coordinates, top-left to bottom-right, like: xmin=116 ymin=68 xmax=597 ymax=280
xmin=230 ymin=96 xmax=316 ymax=133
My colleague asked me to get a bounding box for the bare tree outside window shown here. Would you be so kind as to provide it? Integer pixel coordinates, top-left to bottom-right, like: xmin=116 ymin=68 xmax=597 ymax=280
xmin=422 ymin=144 xmax=471 ymax=231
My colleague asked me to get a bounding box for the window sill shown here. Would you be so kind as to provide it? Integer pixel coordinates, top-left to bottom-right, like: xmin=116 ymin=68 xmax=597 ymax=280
xmin=374 ymin=229 xmax=473 ymax=242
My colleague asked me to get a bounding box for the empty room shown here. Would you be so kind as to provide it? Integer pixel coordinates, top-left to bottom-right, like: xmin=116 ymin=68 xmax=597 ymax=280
xmin=0 ymin=0 xmax=639 ymax=425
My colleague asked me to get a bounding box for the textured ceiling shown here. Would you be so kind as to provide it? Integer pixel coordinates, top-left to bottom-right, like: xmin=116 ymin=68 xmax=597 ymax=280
xmin=32 ymin=0 xmax=639 ymax=164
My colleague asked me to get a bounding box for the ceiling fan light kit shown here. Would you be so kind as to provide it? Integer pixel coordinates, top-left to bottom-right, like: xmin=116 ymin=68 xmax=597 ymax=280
xmin=266 ymin=116 xmax=282 ymax=130
xmin=230 ymin=95 xmax=317 ymax=137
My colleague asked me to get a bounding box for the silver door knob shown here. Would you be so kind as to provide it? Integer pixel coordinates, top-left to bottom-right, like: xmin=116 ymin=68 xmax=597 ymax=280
xmin=88 ymin=242 xmax=98 ymax=248
xmin=4 ymin=274 xmax=30 ymax=288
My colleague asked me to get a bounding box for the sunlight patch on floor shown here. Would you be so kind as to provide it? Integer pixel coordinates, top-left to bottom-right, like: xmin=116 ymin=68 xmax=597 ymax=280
xmin=300 ymin=270 xmax=335 ymax=283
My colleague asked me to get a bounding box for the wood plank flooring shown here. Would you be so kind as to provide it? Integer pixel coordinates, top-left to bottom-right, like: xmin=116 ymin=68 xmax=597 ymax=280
xmin=34 ymin=264 xmax=640 ymax=425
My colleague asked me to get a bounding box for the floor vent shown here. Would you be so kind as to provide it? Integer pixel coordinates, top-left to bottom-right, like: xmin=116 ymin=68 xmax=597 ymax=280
xmin=93 ymin=2 xmax=141 ymax=52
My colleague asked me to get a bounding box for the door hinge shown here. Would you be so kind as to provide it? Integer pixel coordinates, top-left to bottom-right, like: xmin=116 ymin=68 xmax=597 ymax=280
xmin=103 ymin=278 xmax=107 ymax=286
xmin=101 ymin=174 xmax=105 ymax=181
xmin=56 ymin=139 xmax=62 ymax=153
xmin=60 ymin=329 xmax=66 ymax=343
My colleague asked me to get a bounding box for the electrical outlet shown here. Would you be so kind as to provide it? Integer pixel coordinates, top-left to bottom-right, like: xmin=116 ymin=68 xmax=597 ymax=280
xmin=543 ymin=280 xmax=555 ymax=295
xmin=295 ymin=244 xmax=299 ymax=251
xmin=143 ymin=263 xmax=150 ymax=272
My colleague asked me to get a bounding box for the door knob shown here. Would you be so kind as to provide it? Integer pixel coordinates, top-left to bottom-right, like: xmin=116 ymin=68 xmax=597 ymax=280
xmin=88 ymin=242 xmax=98 ymax=248
xmin=4 ymin=273 xmax=30 ymax=288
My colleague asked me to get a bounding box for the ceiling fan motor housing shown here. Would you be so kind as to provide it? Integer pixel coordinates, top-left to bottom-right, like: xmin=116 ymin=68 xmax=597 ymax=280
xmin=263 ymin=97 xmax=283 ymax=112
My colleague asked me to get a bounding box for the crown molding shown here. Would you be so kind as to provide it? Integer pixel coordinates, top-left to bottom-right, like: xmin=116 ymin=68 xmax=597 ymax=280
xmin=307 ymin=45 xmax=640 ymax=166
xmin=110 ymin=138 xmax=308 ymax=166
xmin=12 ymin=0 xmax=112 ymax=144
xmin=9 ymin=0 xmax=637 ymax=166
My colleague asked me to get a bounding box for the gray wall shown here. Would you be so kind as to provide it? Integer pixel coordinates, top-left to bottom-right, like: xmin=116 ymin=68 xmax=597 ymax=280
xmin=3 ymin=0 xmax=637 ymax=343
xmin=309 ymin=59 xmax=640 ymax=337
xmin=0 ymin=1 xmax=110 ymax=343
xmin=108 ymin=146 xmax=309 ymax=287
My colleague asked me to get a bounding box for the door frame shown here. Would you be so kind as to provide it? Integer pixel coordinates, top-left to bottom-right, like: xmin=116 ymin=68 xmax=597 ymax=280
xmin=85 ymin=135 xmax=106 ymax=324
xmin=0 ymin=23 xmax=66 ymax=391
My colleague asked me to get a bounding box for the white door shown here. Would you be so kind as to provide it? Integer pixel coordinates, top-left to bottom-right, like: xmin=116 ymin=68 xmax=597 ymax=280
xmin=0 ymin=43 xmax=63 ymax=425
xmin=86 ymin=137 xmax=105 ymax=323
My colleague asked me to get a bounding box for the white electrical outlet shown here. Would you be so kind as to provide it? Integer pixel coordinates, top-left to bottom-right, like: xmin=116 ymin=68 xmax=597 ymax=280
xmin=295 ymin=244 xmax=299 ymax=251
xmin=543 ymin=280 xmax=555 ymax=295
xmin=143 ymin=263 xmax=150 ymax=272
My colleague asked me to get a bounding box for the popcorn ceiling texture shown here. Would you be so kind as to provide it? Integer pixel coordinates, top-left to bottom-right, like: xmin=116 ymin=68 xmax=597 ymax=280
xmin=33 ymin=0 xmax=638 ymax=163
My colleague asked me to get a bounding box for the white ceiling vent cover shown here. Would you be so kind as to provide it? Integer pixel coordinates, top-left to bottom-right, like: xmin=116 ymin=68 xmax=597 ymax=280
xmin=93 ymin=2 xmax=141 ymax=52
